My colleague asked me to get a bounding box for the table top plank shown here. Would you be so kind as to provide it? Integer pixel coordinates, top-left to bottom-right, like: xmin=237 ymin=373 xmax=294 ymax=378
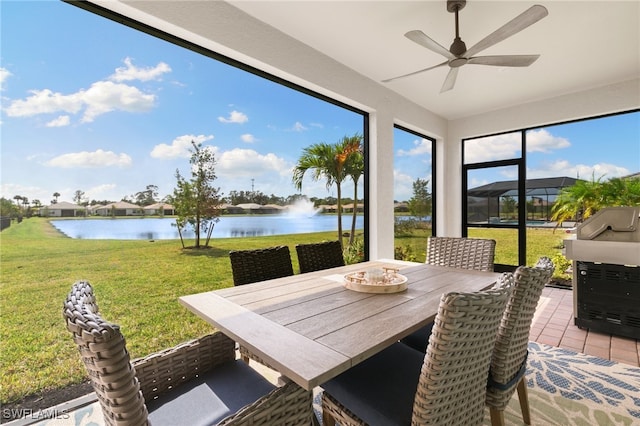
xmin=179 ymin=292 xmax=350 ymax=389
xmin=282 ymin=290 xmax=412 ymax=340
xmin=316 ymin=270 xmax=500 ymax=362
xmin=179 ymin=260 xmax=502 ymax=390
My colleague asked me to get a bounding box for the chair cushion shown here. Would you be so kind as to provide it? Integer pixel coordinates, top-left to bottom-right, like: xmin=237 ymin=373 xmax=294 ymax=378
xmin=146 ymin=360 xmax=275 ymax=426
xmin=399 ymin=322 xmax=434 ymax=353
xmin=322 ymin=343 xmax=424 ymax=426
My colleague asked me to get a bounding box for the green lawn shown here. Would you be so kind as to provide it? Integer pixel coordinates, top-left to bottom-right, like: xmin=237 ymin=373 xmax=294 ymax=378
xmin=394 ymin=226 xmax=568 ymax=268
xmin=0 ymin=218 xmax=340 ymax=403
xmin=0 ymin=217 xmax=569 ymax=404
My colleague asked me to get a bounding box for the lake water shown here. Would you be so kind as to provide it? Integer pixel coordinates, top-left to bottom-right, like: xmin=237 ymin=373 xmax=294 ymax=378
xmin=51 ymin=215 xmax=364 ymax=240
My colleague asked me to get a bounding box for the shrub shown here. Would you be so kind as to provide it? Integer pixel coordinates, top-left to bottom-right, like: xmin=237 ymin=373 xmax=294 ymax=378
xmin=343 ymin=237 xmax=365 ymax=264
xmin=551 ymin=252 xmax=572 ymax=278
xmin=394 ymin=245 xmax=419 ymax=262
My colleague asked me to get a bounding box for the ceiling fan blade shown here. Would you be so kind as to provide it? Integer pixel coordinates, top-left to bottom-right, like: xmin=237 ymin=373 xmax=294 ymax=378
xmin=440 ymin=67 xmax=459 ymax=93
xmin=467 ymin=54 xmax=540 ymax=67
xmin=464 ymin=5 xmax=548 ymax=58
xmin=405 ymin=30 xmax=456 ymax=60
xmin=382 ymin=61 xmax=448 ymax=83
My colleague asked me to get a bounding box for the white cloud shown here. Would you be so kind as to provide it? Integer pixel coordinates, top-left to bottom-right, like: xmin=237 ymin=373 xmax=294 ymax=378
xmin=45 ymin=115 xmax=70 ymax=127
xmin=464 ymin=133 xmax=521 ymax=163
xmin=109 ymin=57 xmax=171 ymax=82
xmin=289 ymin=121 xmax=308 ymax=132
xmin=528 ymin=159 xmax=631 ymax=180
xmin=80 ymin=81 xmax=156 ymax=122
xmin=150 ymin=134 xmax=214 ymax=159
xmin=469 ymin=177 xmax=490 ymax=188
xmin=397 ymin=138 xmax=432 ymax=156
xmin=0 ymin=67 xmax=12 ymax=91
xmin=393 ymin=169 xmax=415 ymax=201
xmin=84 ymin=184 xmax=118 ymax=200
xmin=46 ymin=149 xmax=133 ymax=168
xmin=577 ymin=163 xmax=631 ymax=180
xmin=526 ymin=129 xmax=571 ymax=153
xmin=4 ymin=88 xmax=83 ymax=117
xmin=465 ymin=129 xmax=572 ymax=163
xmin=218 ymin=110 xmax=248 ymax=124
xmin=4 ymin=81 xmax=156 ymax=123
xmin=0 ymin=182 xmax=47 ymax=201
xmin=217 ymin=148 xmax=291 ymax=177
xmin=240 ymin=134 xmax=257 ymax=143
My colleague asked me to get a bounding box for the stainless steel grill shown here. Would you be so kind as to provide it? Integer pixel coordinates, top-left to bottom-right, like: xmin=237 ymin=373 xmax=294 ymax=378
xmin=564 ymin=207 xmax=640 ymax=339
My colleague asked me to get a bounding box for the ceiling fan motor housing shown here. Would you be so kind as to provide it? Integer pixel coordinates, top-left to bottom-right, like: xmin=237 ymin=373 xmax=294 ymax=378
xmin=447 ymin=0 xmax=466 ymax=13
xmin=447 ymin=0 xmax=467 ymax=56
xmin=450 ymin=38 xmax=467 ymax=57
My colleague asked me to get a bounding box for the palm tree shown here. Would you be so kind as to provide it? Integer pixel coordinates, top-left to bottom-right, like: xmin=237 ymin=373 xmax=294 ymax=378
xmin=52 ymin=192 xmax=60 ymax=204
xmin=293 ymin=140 xmax=354 ymax=250
xmin=551 ymin=176 xmax=602 ymax=227
xmin=600 ymin=176 xmax=640 ymax=206
xmin=342 ymin=135 xmax=364 ymax=246
xmin=551 ymin=175 xmax=640 ymax=228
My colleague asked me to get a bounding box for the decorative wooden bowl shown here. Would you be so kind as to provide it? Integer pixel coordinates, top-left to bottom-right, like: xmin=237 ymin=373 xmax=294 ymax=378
xmin=344 ymin=268 xmax=408 ymax=293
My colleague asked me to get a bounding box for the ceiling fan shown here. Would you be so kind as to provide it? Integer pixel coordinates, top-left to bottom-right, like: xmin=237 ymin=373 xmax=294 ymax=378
xmin=383 ymin=0 xmax=548 ymax=92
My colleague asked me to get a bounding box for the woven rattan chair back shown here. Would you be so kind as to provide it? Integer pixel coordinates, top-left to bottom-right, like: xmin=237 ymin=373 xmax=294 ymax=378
xmin=296 ymin=240 xmax=345 ymax=273
xmin=486 ymin=257 xmax=554 ymax=426
xmin=229 ymin=245 xmax=294 ymax=286
xmin=63 ymin=281 xmax=312 ymax=426
xmin=410 ymin=274 xmax=513 ymax=425
xmin=321 ymin=274 xmax=513 ymax=426
xmin=63 ymin=281 xmax=149 ymax=426
xmin=229 ymin=246 xmax=294 ymax=365
xmin=426 ymin=237 xmax=496 ymax=271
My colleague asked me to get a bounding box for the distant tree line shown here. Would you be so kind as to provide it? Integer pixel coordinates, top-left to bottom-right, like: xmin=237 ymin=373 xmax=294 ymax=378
xmin=1 ymin=188 xmax=372 ymax=220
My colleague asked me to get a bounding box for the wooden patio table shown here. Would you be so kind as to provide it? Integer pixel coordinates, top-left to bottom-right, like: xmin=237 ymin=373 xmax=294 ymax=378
xmin=179 ymin=259 xmax=502 ymax=391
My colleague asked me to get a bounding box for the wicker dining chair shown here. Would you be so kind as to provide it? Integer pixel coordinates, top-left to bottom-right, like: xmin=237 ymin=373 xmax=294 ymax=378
xmin=486 ymin=256 xmax=554 ymax=426
xmin=425 ymin=236 xmax=496 ymax=271
xmin=63 ymin=280 xmax=312 ymax=426
xmin=321 ymin=273 xmax=514 ymax=426
xmin=295 ymin=240 xmax=345 ymax=273
xmin=229 ymin=245 xmax=294 ymax=365
xmin=400 ymin=236 xmax=497 ymax=352
xmin=229 ymin=245 xmax=294 ymax=286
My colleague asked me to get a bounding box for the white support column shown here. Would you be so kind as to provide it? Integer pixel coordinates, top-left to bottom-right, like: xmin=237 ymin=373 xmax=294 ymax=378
xmin=367 ymin=109 xmax=396 ymax=260
xmin=437 ymin=124 xmax=463 ymax=237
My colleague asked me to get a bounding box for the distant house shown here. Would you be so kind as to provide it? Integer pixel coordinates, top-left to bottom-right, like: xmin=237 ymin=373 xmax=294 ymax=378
xmin=40 ymin=201 xmax=86 ymax=217
xmin=94 ymin=201 xmax=142 ymax=216
xmin=318 ymin=204 xmax=338 ymax=213
xmin=236 ymin=203 xmax=263 ymax=214
xmin=394 ymin=202 xmax=409 ymax=212
xmin=221 ymin=203 xmax=244 ymax=214
xmin=232 ymin=203 xmax=285 ymax=214
xmin=467 ymin=176 xmax=579 ymax=222
xmin=261 ymin=204 xmax=284 ymax=214
xmin=342 ymin=203 xmax=364 ymax=213
xmin=88 ymin=204 xmax=105 ymax=215
xmin=143 ymin=203 xmax=175 ymax=216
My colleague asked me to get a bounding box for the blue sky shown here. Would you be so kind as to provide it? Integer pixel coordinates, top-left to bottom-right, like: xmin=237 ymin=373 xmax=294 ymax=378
xmin=1 ymin=1 xmax=638 ymax=206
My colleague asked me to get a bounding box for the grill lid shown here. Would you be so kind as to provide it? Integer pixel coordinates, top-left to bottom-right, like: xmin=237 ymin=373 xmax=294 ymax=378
xmin=577 ymin=207 xmax=640 ymax=241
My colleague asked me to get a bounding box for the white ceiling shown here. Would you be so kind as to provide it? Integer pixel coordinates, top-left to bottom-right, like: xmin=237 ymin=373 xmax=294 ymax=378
xmin=228 ymin=1 xmax=639 ymax=120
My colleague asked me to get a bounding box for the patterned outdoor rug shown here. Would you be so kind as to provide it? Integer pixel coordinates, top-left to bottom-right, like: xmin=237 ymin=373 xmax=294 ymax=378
xmin=312 ymin=342 xmax=640 ymax=426
xmin=20 ymin=342 xmax=640 ymax=426
xmin=494 ymin=342 xmax=640 ymax=425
